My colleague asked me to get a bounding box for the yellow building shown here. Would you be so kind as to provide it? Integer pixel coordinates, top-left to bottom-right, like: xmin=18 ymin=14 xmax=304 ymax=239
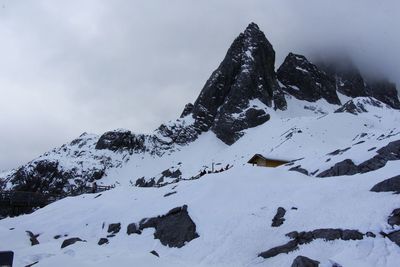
xmin=247 ymin=154 xmax=289 ymax=167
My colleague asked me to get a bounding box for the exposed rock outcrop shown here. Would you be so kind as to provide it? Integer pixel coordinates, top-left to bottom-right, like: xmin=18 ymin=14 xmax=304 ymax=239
xmin=258 ymin=228 xmax=365 ymax=259
xmin=134 ymin=205 xmax=199 ymax=248
xmin=317 ymin=159 xmax=358 ymax=177
xmin=370 ymin=175 xmax=400 ymax=193
xmin=277 ymin=53 xmax=340 ymax=105
xmin=388 ymin=208 xmax=400 ymax=227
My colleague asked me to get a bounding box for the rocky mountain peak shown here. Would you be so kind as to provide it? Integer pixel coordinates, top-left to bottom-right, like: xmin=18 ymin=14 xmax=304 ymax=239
xmin=182 ymin=22 xmax=286 ymax=145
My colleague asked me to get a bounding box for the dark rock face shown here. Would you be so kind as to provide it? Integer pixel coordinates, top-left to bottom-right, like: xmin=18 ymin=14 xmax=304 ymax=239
xmin=358 ymin=140 xmax=400 ymax=173
xmin=258 ymin=228 xmax=365 ymax=259
xmin=9 ymin=159 xmax=74 ymax=196
xmin=137 ymin=205 xmax=199 ymax=248
xmin=135 ymin=177 xmax=156 ymax=187
xmin=161 ymin=169 xmax=182 ymax=179
xmin=107 ymin=223 xmax=121 ymax=234
xmin=180 ymin=103 xmax=194 ymax=118
xmin=388 ymin=208 xmax=400 ymax=226
xmin=335 ymin=97 xmax=385 ymax=115
xmin=61 ymin=237 xmax=84 ymax=249
xmin=317 ymin=159 xmax=358 ymax=177
xmin=367 ymin=79 xmax=400 ymax=109
xmin=318 ymin=141 xmax=400 ymax=177
xmin=370 ymin=175 xmax=400 ymax=193
xmin=291 ymin=255 xmax=320 ymax=267
xmin=98 ymin=238 xmax=109 ymax=245
xmin=277 ymin=53 xmax=340 ymax=105
xmin=26 ymin=231 xmax=40 ymax=246
xmin=95 ymin=130 xmax=146 ymax=152
xmin=271 ymin=207 xmax=286 ymax=227
xmin=316 ymin=56 xmax=368 ymax=98
xmin=186 ymin=22 xmax=285 ymax=145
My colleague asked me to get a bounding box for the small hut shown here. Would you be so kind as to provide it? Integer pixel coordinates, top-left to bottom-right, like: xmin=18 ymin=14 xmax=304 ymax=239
xmin=247 ymin=154 xmax=289 ymax=167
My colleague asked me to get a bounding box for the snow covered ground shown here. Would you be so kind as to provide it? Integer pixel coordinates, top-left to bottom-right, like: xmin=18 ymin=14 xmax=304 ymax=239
xmin=1 ymin=97 xmax=400 ymax=266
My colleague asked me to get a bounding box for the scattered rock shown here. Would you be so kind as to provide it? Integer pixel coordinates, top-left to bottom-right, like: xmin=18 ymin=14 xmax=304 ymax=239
xmin=271 ymin=207 xmax=286 ymax=227
xmin=135 ymin=177 xmax=156 ymax=187
xmin=366 ymin=232 xmax=376 ymax=238
xmin=164 ymin=191 xmax=177 ymax=197
xmin=26 ymin=231 xmax=40 ymax=246
xmin=61 ymin=237 xmax=84 ymax=249
xmin=291 ymin=255 xmax=320 ymax=267
xmin=150 ymin=250 xmax=159 ymax=257
xmin=317 ymin=159 xmax=358 ymax=177
xmin=127 ymin=223 xmax=142 ymax=235
xmin=289 ymin=165 xmax=309 ymax=176
xmin=388 ymin=208 xmax=400 ymax=226
xmin=370 ymin=175 xmax=400 ymax=193
xmin=107 ymin=223 xmax=121 ymax=234
xmin=259 ymin=228 xmax=365 ymax=259
xmin=98 ymin=238 xmax=109 ymax=245
xmin=136 ymin=205 xmax=199 ymax=248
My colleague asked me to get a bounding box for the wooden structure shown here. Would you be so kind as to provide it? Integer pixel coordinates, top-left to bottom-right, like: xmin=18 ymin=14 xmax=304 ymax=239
xmin=247 ymin=154 xmax=289 ymax=167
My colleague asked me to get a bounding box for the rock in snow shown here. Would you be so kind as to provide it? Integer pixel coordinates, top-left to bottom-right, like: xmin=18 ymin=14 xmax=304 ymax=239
xmin=271 ymin=207 xmax=286 ymax=227
xmin=370 ymin=175 xmax=400 ymax=193
xmin=291 ymin=255 xmax=320 ymax=267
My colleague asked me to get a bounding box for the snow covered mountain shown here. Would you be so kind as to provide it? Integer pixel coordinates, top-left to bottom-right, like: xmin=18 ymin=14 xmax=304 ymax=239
xmin=1 ymin=23 xmax=400 ymax=267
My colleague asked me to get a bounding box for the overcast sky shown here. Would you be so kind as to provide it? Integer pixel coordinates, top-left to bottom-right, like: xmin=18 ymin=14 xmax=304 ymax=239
xmin=0 ymin=0 xmax=399 ymax=170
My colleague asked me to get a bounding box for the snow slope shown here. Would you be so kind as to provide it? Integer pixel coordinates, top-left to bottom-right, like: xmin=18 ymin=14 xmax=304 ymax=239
xmin=1 ymin=97 xmax=400 ymax=267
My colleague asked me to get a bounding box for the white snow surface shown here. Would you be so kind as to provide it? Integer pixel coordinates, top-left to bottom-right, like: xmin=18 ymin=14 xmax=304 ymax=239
xmin=1 ymin=97 xmax=400 ymax=266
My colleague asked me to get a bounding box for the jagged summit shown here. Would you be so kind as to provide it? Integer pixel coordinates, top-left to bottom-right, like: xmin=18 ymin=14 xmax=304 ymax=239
xmin=183 ymin=22 xmax=286 ymax=144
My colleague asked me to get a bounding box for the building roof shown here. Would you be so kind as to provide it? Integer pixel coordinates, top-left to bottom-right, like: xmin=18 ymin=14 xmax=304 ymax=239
xmin=247 ymin=154 xmax=291 ymax=164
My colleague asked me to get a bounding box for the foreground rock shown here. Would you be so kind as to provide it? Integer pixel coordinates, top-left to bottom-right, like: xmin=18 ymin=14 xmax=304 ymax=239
xmin=129 ymin=205 xmax=199 ymax=248
xmin=291 ymin=255 xmax=320 ymax=267
xmin=370 ymin=175 xmax=400 ymax=193
xmin=317 ymin=159 xmax=358 ymax=177
xmin=271 ymin=207 xmax=286 ymax=227
xmin=259 ymin=228 xmax=365 ymax=259
xmin=61 ymin=237 xmax=85 ymax=249
xmin=388 ymin=208 xmax=400 ymax=226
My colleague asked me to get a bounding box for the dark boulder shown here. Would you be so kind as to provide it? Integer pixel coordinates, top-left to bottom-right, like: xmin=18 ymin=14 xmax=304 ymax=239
xmin=388 ymin=208 xmax=400 ymax=226
xmin=150 ymin=250 xmax=159 ymax=257
xmin=317 ymin=159 xmax=358 ymax=177
xmin=370 ymin=175 xmax=400 ymax=193
xmin=137 ymin=205 xmax=199 ymax=248
xmin=271 ymin=207 xmax=286 ymax=227
xmin=135 ymin=177 xmax=156 ymax=188
xmin=161 ymin=169 xmax=182 ymax=179
xmin=291 ymin=255 xmax=320 ymax=267
xmin=107 ymin=223 xmax=121 ymax=234
xmin=180 ymin=103 xmax=194 ymax=118
xmin=127 ymin=223 xmax=141 ymax=235
xmin=277 ymin=53 xmax=340 ymax=105
xmin=61 ymin=237 xmax=84 ymax=249
xmin=98 ymin=238 xmax=109 ymax=245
